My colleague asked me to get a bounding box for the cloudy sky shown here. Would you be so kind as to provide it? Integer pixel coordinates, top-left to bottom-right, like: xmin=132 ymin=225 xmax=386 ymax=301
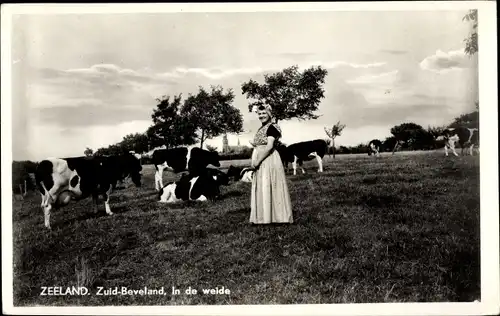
xmin=11 ymin=9 xmax=478 ymax=160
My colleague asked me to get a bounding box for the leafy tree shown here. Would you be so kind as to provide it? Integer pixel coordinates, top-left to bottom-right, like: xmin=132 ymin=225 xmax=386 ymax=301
xmin=383 ymin=136 xmax=398 ymax=153
xmin=147 ymin=94 xmax=197 ymax=150
xmin=94 ymin=144 xmax=128 ymax=156
xmin=324 ymin=121 xmax=346 ymax=159
xmin=389 ymin=122 xmax=428 ymax=152
xmin=206 ymin=144 xmax=218 ymax=152
xmin=119 ymin=133 xmax=149 ymax=154
xmin=181 ymin=85 xmax=243 ymax=149
xmin=84 ymin=147 xmax=93 ymax=157
xmin=241 ymin=65 xmax=328 ymax=122
xmin=463 ymin=9 xmax=478 ymax=56
xmin=448 ymin=107 xmax=479 ymax=129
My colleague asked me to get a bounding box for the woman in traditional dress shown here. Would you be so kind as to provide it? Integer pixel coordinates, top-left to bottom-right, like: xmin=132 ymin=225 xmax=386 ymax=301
xmin=248 ymin=104 xmax=293 ymax=224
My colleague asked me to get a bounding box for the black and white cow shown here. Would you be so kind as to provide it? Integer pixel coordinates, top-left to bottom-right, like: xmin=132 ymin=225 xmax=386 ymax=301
xmin=278 ymin=139 xmax=328 ymax=175
xmin=226 ymin=165 xmax=254 ymax=183
xmin=368 ymin=139 xmax=383 ymax=157
xmin=35 ymin=153 xmax=142 ymax=229
xmin=152 ymin=147 xmax=221 ymax=191
xmin=437 ymin=127 xmax=479 ymax=156
xmin=157 ymin=168 xmax=228 ymax=203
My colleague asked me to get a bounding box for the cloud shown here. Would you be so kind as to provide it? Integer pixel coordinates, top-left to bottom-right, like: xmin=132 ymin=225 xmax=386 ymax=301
xmin=380 ymin=49 xmax=408 ymax=55
xmin=157 ymin=61 xmax=387 ymax=80
xmin=347 ymin=70 xmax=399 ymax=85
xmin=419 ymin=49 xmax=471 ymax=73
xmin=33 ymin=103 xmax=151 ymax=127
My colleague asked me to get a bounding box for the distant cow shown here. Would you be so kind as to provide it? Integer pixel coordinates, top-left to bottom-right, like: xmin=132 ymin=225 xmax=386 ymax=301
xmin=368 ymin=139 xmax=383 ymax=157
xmin=35 ymin=153 xmax=142 ymax=229
xmin=278 ymin=139 xmax=328 ymax=175
xmin=437 ymin=127 xmax=479 ymax=156
xmin=12 ymin=161 xmax=37 ymax=200
xmin=158 ymin=168 xmax=227 ymax=203
xmin=226 ymin=165 xmax=254 ymax=183
xmin=152 ymin=147 xmax=221 ymax=191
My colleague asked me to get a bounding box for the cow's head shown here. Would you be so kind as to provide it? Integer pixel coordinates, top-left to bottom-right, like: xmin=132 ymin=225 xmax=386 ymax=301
xmin=126 ymin=154 xmax=142 ymax=187
xmin=208 ymin=151 xmax=221 ymax=168
xmin=226 ymin=165 xmax=243 ymax=181
xmin=213 ymin=170 xmax=229 ymax=186
xmin=435 ymin=128 xmax=459 ymax=144
xmin=275 ymin=143 xmax=291 ymax=164
xmin=240 ymin=167 xmax=254 ymax=183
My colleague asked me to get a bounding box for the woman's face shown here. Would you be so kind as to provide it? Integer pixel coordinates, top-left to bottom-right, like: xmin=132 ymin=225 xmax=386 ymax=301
xmin=257 ymin=109 xmax=271 ymax=124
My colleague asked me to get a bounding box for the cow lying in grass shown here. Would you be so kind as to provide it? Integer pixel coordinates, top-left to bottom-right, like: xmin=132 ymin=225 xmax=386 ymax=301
xmin=151 ymin=147 xmax=221 ymax=191
xmin=157 ymin=168 xmax=230 ymax=203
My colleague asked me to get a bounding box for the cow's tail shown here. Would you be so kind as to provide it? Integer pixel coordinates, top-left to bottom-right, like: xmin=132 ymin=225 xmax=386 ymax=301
xmin=321 ymin=139 xmax=329 ymax=158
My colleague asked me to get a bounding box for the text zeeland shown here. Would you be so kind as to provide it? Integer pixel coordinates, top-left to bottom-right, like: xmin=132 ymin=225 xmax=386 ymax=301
xmin=40 ymin=286 xmax=89 ymax=296
xmin=96 ymin=286 xmax=167 ymax=296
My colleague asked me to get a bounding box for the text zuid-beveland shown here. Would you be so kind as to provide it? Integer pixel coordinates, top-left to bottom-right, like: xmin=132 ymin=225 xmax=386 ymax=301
xmin=96 ymin=287 xmax=166 ymax=296
xmin=40 ymin=287 xmax=89 ymax=296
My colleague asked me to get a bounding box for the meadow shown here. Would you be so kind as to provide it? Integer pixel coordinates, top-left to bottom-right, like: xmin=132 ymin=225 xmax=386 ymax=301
xmin=11 ymin=150 xmax=480 ymax=305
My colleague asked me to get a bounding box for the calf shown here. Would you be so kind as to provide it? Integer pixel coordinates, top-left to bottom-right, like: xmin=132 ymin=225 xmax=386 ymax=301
xmin=158 ymin=169 xmax=226 ymax=203
xmin=279 ymin=139 xmax=328 ymax=175
xmin=368 ymin=139 xmax=383 ymax=157
xmin=152 ymin=147 xmax=221 ymax=191
xmin=35 ymin=153 xmax=142 ymax=229
xmin=437 ymin=127 xmax=479 ymax=156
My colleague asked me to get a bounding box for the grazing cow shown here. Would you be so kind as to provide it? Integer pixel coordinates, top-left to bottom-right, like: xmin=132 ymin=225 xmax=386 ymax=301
xmin=437 ymin=127 xmax=479 ymax=156
xmin=278 ymin=139 xmax=328 ymax=175
xmin=158 ymin=169 xmax=226 ymax=203
xmin=368 ymin=139 xmax=383 ymax=157
xmin=35 ymin=153 xmax=142 ymax=229
xmin=152 ymin=147 xmax=221 ymax=191
xmin=226 ymin=166 xmax=254 ymax=183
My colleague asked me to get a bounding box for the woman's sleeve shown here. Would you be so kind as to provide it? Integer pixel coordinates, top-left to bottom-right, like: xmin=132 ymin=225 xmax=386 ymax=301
xmin=266 ymin=124 xmax=281 ymax=139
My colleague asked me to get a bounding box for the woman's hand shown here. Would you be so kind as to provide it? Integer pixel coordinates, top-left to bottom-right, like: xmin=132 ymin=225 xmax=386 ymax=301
xmin=251 ymin=160 xmax=260 ymax=170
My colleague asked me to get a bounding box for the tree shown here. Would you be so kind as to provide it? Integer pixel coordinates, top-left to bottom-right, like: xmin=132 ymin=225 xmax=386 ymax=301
xmin=389 ymin=122 xmax=428 ymax=152
xmin=448 ymin=108 xmax=479 ymax=129
xmin=147 ymin=94 xmax=197 ymax=150
xmin=241 ymin=65 xmax=328 ymax=123
xmin=119 ymin=133 xmax=149 ymax=154
xmin=181 ymin=85 xmax=244 ymax=149
xmin=84 ymin=147 xmax=93 ymax=157
xmin=94 ymin=144 xmax=128 ymax=157
xmin=324 ymin=121 xmax=346 ymax=159
xmin=463 ymin=9 xmax=478 ymax=56
xmin=206 ymin=144 xmax=218 ymax=152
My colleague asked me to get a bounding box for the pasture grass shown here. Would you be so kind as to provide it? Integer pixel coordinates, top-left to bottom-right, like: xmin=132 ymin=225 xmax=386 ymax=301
xmin=12 ymin=151 xmax=480 ymax=305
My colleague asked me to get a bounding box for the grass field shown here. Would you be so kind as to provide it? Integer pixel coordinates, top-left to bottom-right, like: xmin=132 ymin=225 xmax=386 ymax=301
xmin=11 ymin=150 xmax=480 ymax=305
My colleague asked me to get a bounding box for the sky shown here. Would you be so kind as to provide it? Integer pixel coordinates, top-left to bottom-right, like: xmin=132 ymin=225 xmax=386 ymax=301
xmin=10 ymin=10 xmax=478 ymax=161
